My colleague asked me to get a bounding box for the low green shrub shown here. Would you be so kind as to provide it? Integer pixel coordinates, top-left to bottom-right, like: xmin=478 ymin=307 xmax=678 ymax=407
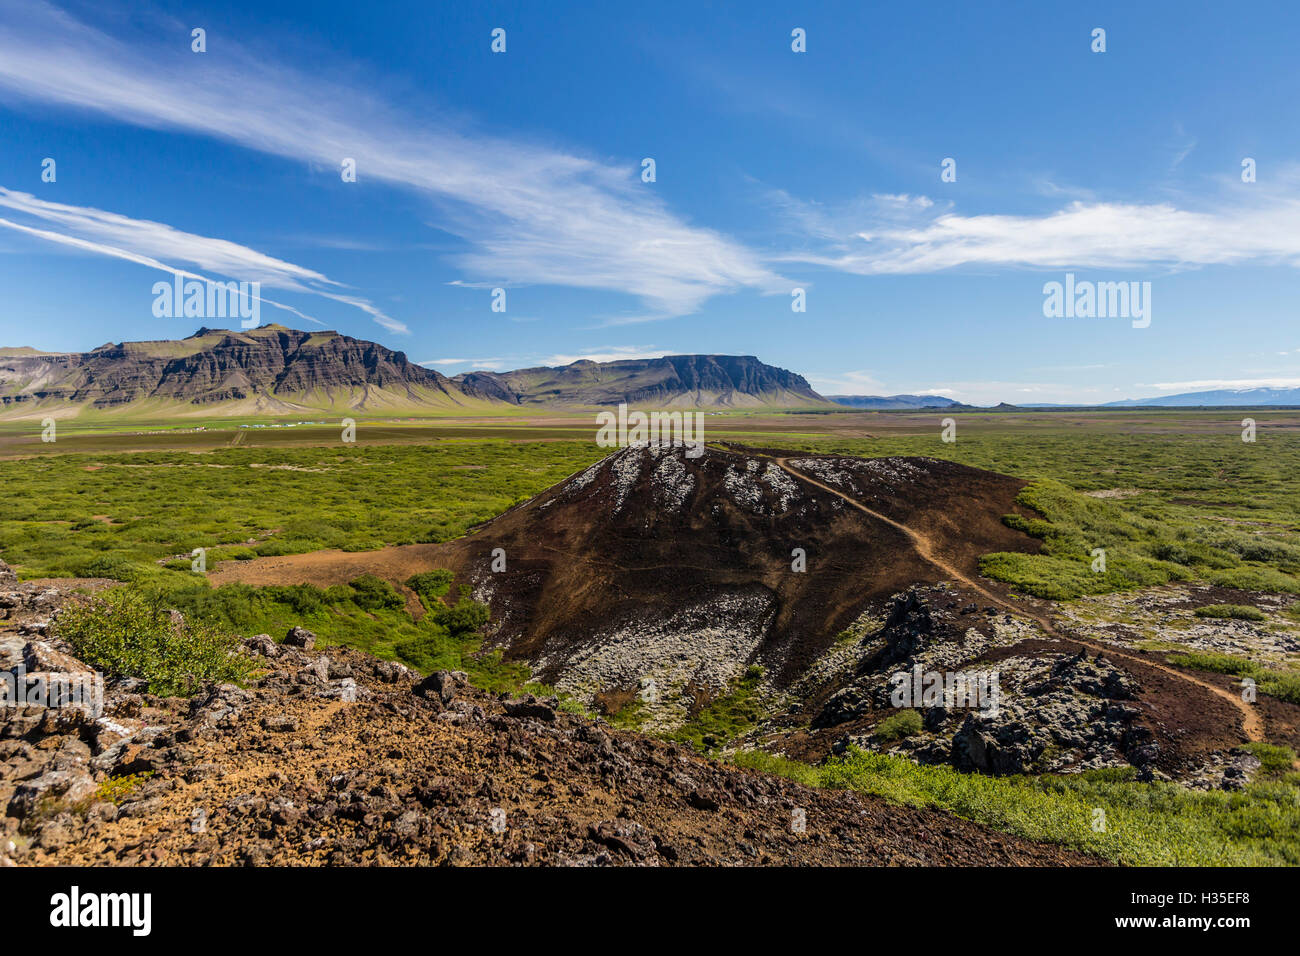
xmin=734 ymin=746 xmax=1300 ymax=865
xmin=347 ymin=574 xmax=405 ymax=611
xmin=874 ymin=708 xmax=923 ymax=741
xmin=405 ymin=569 xmax=455 ymax=608
xmin=54 ymin=588 xmax=255 ymax=696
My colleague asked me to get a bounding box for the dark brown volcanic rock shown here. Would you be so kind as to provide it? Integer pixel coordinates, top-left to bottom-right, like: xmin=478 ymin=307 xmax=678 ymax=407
xmin=430 ymin=445 xmax=1039 ymax=699
xmin=4 ymin=631 xmax=1099 ymax=866
xmin=203 ymin=443 xmax=1042 ymax=726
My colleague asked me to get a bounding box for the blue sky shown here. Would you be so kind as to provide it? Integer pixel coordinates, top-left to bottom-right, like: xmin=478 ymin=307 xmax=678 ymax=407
xmin=1 ymin=0 xmax=1299 ymax=403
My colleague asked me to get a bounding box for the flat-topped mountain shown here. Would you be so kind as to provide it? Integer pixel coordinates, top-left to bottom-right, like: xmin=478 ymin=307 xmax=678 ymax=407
xmin=454 ymin=354 xmax=832 ymax=408
xmin=0 ymin=325 xmax=490 ymax=419
xmin=0 ymin=327 xmax=834 ymax=418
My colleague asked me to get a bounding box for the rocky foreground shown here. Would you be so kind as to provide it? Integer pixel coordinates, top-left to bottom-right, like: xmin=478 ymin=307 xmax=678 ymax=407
xmin=1 ymin=616 xmax=1100 ymax=866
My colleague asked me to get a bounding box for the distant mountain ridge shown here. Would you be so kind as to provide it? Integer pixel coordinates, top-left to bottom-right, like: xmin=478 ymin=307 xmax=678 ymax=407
xmin=0 ymin=325 xmax=485 ymax=419
xmin=0 ymin=327 xmax=833 ymax=418
xmin=1103 ymin=387 xmax=1300 ymax=407
xmin=453 ymin=354 xmax=831 ymax=408
xmin=827 ymin=394 xmax=961 ymax=409
xmin=5 ymin=324 xmax=1291 ymax=418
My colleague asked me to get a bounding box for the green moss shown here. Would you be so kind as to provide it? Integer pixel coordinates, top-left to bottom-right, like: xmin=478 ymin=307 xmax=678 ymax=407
xmin=1240 ymin=742 xmax=1298 ymax=776
xmin=607 ymin=697 xmax=650 ymax=731
xmin=669 ymin=665 xmax=767 ymax=754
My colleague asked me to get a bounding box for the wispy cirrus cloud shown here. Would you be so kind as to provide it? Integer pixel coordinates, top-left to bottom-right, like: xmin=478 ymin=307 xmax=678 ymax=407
xmin=543 ymin=346 xmax=672 ymax=365
xmin=1141 ymin=377 xmax=1300 ymax=391
xmin=771 ymin=177 xmax=1300 ymax=276
xmin=0 ymin=2 xmax=786 ymax=319
xmin=804 ymin=369 xmax=887 ymax=395
xmin=421 ymin=347 xmax=673 ymax=371
xmin=0 ymin=188 xmax=408 ymax=333
xmin=419 ymin=358 xmax=507 ymax=371
xmin=7 ymin=1 xmax=1295 ymax=342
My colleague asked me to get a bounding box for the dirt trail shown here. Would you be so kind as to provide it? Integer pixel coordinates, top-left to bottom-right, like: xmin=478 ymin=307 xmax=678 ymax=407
xmin=773 ymin=456 xmax=1265 ymax=742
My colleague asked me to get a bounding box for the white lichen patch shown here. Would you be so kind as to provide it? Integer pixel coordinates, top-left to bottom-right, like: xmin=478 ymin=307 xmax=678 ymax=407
xmin=788 ymin=607 xmax=884 ymax=698
xmin=543 ymin=590 xmax=776 ymax=731
xmin=608 ymin=446 xmax=646 ymax=513
xmin=722 ymin=458 xmax=766 ymax=513
xmin=849 ymin=457 xmax=929 ymax=485
xmin=564 ymin=460 xmax=605 ymax=498
xmin=651 ymin=447 xmax=695 ymax=513
xmin=761 ymin=461 xmax=801 ymax=513
xmin=788 ymin=457 xmax=858 ymax=491
xmin=1058 ymin=586 xmax=1300 ymax=665
xmin=468 ymin=573 xmax=508 ymax=642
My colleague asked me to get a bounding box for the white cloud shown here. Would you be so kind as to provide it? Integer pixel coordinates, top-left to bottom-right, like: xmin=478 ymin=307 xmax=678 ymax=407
xmin=0 ymin=188 xmax=408 ymax=333
xmin=0 ymin=3 xmax=785 ymax=317
xmin=773 ymin=180 xmax=1300 ymax=275
xmin=806 ymin=369 xmax=887 ymax=395
xmin=419 ymin=358 xmax=506 ymax=370
xmin=1140 ymin=377 xmax=1300 ymax=391
xmin=544 ymin=346 xmax=672 ymax=365
xmin=812 ymin=375 xmax=1129 ymax=406
xmin=765 ymin=189 xmax=942 ymax=243
xmin=0 ymin=212 xmax=319 ymax=327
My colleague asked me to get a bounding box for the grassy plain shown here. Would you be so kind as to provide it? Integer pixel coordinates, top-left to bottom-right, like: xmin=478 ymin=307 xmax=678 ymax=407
xmin=4 ymin=408 xmax=1300 ymax=865
xmin=4 ymin=406 xmax=1298 ymax=660
xmin=738 ymin=747 xmax=1300 ymax=866
xmin=4 ymin=406 xmax=1298 ymax=641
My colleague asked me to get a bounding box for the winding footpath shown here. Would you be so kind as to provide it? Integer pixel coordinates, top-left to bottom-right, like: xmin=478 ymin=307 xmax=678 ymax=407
xmin=772 ymin=456 xmax=1266 ymax=743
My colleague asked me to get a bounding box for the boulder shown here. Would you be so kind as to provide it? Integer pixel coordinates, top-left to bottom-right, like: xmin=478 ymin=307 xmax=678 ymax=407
xmin=22 ymin=641 xmax=91 ymax=674
xmin=374 ymin=660 xmax=415 ymax=683
xmin=588 ymin=819 xmax=655 ymax=860
xmin=260 ymin=715 xmax=299 ymax=733
xmin=952 ymin=713 xmax=1041 ymax=775
xmin=416 ymin=670 xmax=469 ymax=704
xmin=812 ymin=687 xmax=870 ymax=729
xmin=243 ymin=634 xmax=279 ymax=658
xmin=503 ymin=695 xmax=558 ymax=722
xmin=864 ymin=588 xmax=943 ymax=672
xmin=7 ymin=769 xmax=96 ymax=818
xmin=284 ymin=626 xmax=316 ymax=650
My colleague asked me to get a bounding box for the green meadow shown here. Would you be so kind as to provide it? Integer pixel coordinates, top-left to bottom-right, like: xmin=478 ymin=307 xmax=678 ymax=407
xmin=0 ymin=438 xmax=604 ymax=581
xmin=738 ymin=747 xmax=1300 ymax=866
xmin=778 ymin=425 xmax=1300 ymax=599
xmin=4 ymin=410 xmax=1300 ymax=867
xmin=5 ymin=413 xmax=1299 ymax=598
